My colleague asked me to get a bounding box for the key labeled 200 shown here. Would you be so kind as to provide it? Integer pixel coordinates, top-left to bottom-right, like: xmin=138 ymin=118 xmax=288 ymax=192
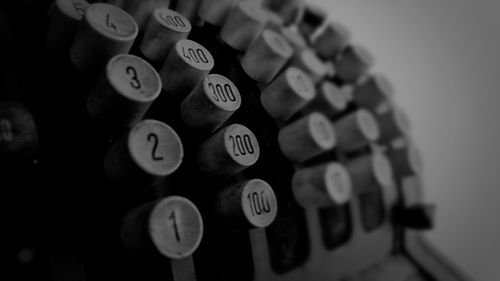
xmin=229 ymin=134 xmax=255 ymax=156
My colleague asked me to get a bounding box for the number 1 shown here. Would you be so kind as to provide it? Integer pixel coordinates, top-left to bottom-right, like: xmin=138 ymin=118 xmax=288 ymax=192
xmin=168 ymin=212 xmax=181 ymax=242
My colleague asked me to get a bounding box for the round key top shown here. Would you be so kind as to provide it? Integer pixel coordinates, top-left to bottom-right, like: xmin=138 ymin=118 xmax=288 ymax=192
xmin=220 ymin=1 xmax=266 ymax=51
xmin=107 ymin=0 xmax=171 ymax=29
xmin=260 ymin=67 xmax=315 ymax=121
xmin=104 ymin=119 xmax=183 ymax=186
xmin=376 ymin=106 xmax=411 ymax=144
xmin=301 ymin=81 xmax=349 ymax=118
xmin=292 ymin=162 xmax=352 ymax=208
xmin=388 ymin=145 xmax=423 ymax=178
xmin=240 ymin=29 xmax=293 ymax=84
xmin=345 ymin=152 xmax=394 ymax=194
xmin=87 ymin=54 xmax=161 ymax=127
xmin=46 ymin=0 xmax=90 ymax=52
xmin=140 ymin=8 xmax=191 ymax=63
xmin=160 ymin=39 xmax=214 ymax=98
xmin=197 ymin=124 xmax=260 ymax=178
xmin=0 ymin=102 xmax=37 ymax=161
xmin=333 ymin=109 xmax=379 ymax=152
xmin=213 ymin=179 xmax=277 ymax=230
xmin=280 ymin=26 xmax=307 ymax=51
xmin=291 ymin=48 xmax=329 ymax=83
xmin=180 ymin=74 xmax=241 ymax=134
xmin=121 ymin=196 xmax=203 ymax=259
xmin=278 ymin=112 xmax=336 ymax=163
xmin=335 ymin=44 xmax=374 ymax=84
xmin=297 ymin=3 xmax=327 ymax=41
xmin=198 ymin=0 xmax=236 ymax=26
xmin=353 ymin=74 xmax=395 ymax=113
xmin=70 ymin=3 xmax=138 ymax=73
xmin=313 ymin=21 xmax=351 ymax=60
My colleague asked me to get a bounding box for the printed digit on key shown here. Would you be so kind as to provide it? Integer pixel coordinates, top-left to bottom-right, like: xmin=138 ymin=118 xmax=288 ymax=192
xmin=242 ymin=179 xmax=277 ymax=228
xmin=204 ymin=74 xmax=241 ymax=111
xmin=177 ymin=40 xmax=214 ymax=70
xmin=86 ymin=3 xmax=137 ymax=39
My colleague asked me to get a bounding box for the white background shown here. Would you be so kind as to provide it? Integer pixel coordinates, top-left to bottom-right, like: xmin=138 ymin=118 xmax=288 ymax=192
xmin=311 ymin=0 xmax=500 ymax=280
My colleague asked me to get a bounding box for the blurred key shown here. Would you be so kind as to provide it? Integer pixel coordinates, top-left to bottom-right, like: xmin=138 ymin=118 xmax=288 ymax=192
xmin=301 ymin=81 xmax=349 ymax=118
xmin=220 ymin=1 xmax=266 ymax=51
xmin=104 ymin=119 xmax=183 ymax=186
xmin=213 ymin=179 xmax=277 ymax=230
xmin=280 ymin=26 xmax=307 ymax=52
xmin=394 ymin=204 xmax=435 ymax=230
xmin=290 ymin=48 xmax=329 ymax=83
xmin=318 ymin=204 xmax=352 ymax=249
xmin=172 ymin=0 xmax=200 ymax=22
xmin=240 ymin=29 xmax=293 ymax=84
xmin=376 ymin=106 xmax=411 ymax=144
xmin=87 ymin=54 xmax=161 ymax=127
xmin=333 ymin=109 xmax=379 ymax=152
xmin=388 ymin=145 xmax=423 ymax=178
xmin=0 ymin=101 xmax=37 ymax=162
xmin=107 ymin=0 xmax=171 ymax=29
xmin=345 ymin=152 xmax=394 ymax=194
xmin=197 ymin=124 xmax=260 ymax=177
xmin=160 ymin=39 xmax=214 ymax=98
xmin=140 ymin=8 xmax=191 ymax=63
xmin=180 ymin=74 xmax=241 ymax=134
xmin=121 ymin=196 xmax=203 ymax=259
xmin=262 ymin=0 xmax=304 ymax=25
xmin=353 ymin=74 xmax=395 ymax=113
xmin=70 ymin=3 xmax=138 ymax=73
xmin=198 ymin=0 xmax=236 ymax=26
xmin=335 ymin=44 xmax=374 ymax=84
xmin=46 ymin=0 xmax=90 ymax=53
xmin=278 ymin=112 xmax=336 ymax=163
xmin=262 ymin=9 xmax=284 ymax=31
xmin=292 ymin=162 xmax=352 ymax=208
xmin=260 ymin=67 xmax=315 ymax=121
xmin=313 ymin=20 xmax=351 ymax=61
xmin=297 ymin=3 xmax=327 ymax=41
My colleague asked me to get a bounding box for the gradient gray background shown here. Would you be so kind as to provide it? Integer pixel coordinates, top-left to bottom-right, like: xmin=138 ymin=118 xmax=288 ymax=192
xmin=311 ymin=0 xmax=500 ymax=280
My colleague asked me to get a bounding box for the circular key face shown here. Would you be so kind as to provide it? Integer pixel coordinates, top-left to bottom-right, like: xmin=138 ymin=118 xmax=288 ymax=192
xmin=357 ymin=109 xmax=380 ymax=142
xmin=149 ymin=196 xmax=203 ymax=259
xmin=176 ymin=39 xmax=214 ymax=71
xmin=108 ymin=54 xmax=161 ymax=101
xmin=128 ymin=120 xmax=183 ymax=177
xmin=322 ymin=82 xmax=348 ymax=111
xmin=372 ymin=152 xmax=394 ymax=189
xmin=57 ymin=0 xmax=89 ymax=19
xmin=86 ymin=3 xmax=138 ymax=40
xmin=308 ymin=112 xmax=336 ymax=150
xmin=224 ymin=124 xmax=260 ymax=167
xmin=287 ymin=68 xmax=315 ymax=101
xmin=204 ymin=74 xmax=241 ymax=111
xmin=296 ymin=49 xmax=327 ymax=80
xmin=325 ymin=163 xmax=352 ymax=205
xmin=263 ymin=29 xmax=293 ymax=59
xmin=154 ymin=8 xmax=191 ymax=33
xmin=241 ymin=179 xmax=278 ymax=228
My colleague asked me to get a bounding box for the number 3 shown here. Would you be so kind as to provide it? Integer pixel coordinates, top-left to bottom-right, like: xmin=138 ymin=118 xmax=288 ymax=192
xmin=126 ymin=66 xmax=141 ymax=89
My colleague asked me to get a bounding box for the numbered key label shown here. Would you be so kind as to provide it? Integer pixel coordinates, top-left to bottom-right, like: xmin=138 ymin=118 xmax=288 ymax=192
xmin=241 ymin=179 xmax=277 ymax=228
xmin=87 ymin=3 xmax=138 ymax=39
xmin=149 ymin=196 xmax=203 ymax=259
xmin=287 ymin=67 xmax=315 ymax=100
xmin=129 ymin=120 xmax=184 ymax=177
xmin=176 ymin=39 xmax=214 ymax=70
xmin=325 ymin=163 xmax=352 ymax=205
xmin=224 ymin=124 xmax=260 ymax=166
xmin=108 ymin=54 xmax=161 ymax=101
xmin=308 ymin=113 xmax=336 ymax=149
xmin=204 ymin=74 xmax=241 ymax=111
xmin=154 ymin=8 xmax=191 ymax=33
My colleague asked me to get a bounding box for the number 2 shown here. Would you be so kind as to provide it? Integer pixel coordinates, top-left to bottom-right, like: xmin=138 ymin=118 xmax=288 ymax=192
xmin=126 ymin=66 xmax=141 ymax=89
xmin=147 ymin=133 xmax=164 ymax=161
